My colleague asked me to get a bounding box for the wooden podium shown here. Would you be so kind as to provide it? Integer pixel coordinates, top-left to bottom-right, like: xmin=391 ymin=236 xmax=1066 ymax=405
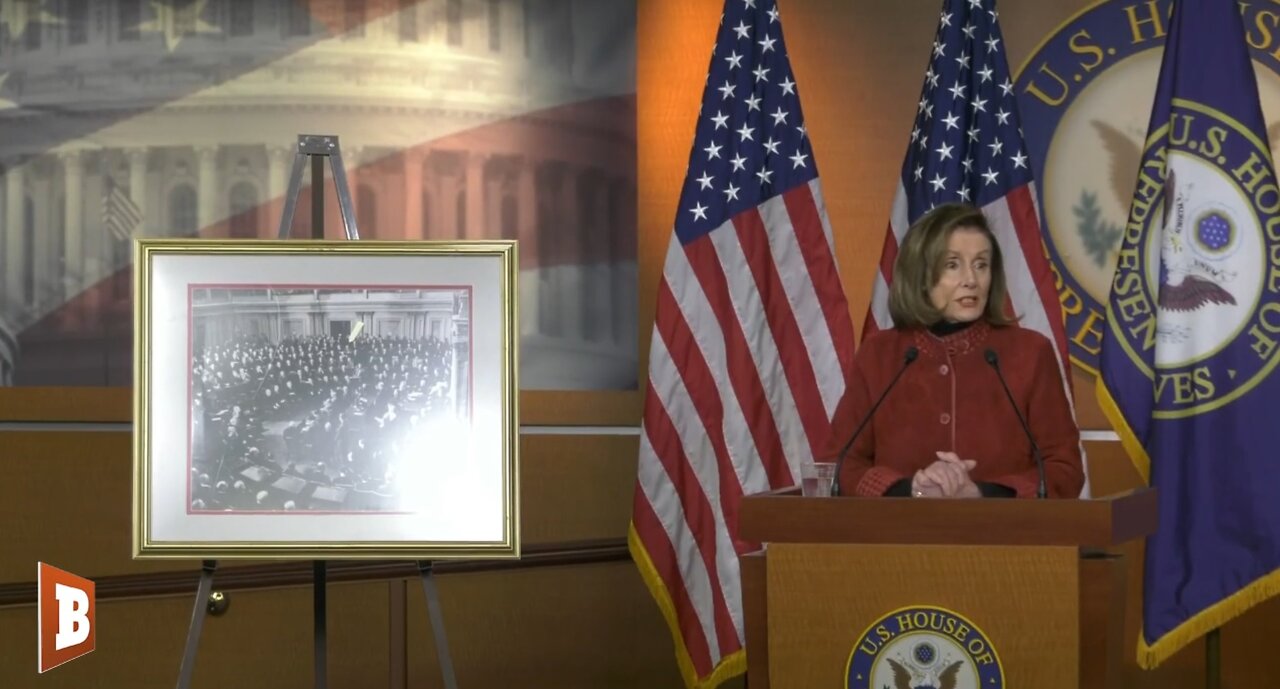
xmin=739 ymin=488 xmax=1157 ymax=689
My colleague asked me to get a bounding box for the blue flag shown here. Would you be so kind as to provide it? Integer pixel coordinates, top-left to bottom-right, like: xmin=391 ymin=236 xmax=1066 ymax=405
xmin=1097 ymin=0 xmax=1280 ymax=669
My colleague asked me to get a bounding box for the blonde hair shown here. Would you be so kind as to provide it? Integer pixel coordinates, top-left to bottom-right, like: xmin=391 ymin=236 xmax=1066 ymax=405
xmin=887 ymin=203 xmax=1014 ymax=328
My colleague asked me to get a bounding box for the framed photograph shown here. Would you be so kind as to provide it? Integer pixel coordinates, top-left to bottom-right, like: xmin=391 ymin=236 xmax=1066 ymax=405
xmin=132 ymin=239 xmax=519 ymax=560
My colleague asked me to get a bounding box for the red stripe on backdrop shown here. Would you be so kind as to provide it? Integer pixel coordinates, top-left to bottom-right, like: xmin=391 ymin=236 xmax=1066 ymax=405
xmin=630 ymin=483 xmax=715 ymax=677
xmin=642 ymin=379 xmax=742 ymax=660
xmin=293 ymin=0 xmax=412 ymax=36
xmin=781 ymin=183 xmax=856 ymax=382
xmin=654 ymin=278 xmax=749 ymax=550
xmin=731 ymin=208 xmax=830 ymax=457
xmin=682 ymin=237 xmax=792 ymax=489
xmin=13 ymin=96 xmax=635 ymax=386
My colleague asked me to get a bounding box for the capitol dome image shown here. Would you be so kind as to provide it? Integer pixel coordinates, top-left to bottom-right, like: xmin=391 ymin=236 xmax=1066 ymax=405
xmin=0 ymin=0 xmax=637 ymax=390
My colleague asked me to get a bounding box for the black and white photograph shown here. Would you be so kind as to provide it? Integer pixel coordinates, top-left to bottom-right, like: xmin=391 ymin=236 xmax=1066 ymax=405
xmin=188 ymin=285 xmax=472 ymax=514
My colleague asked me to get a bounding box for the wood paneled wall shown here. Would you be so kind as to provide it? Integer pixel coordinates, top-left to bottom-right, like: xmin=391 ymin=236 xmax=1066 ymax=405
xmin=0 ymin=431 xmax=705 ymax=688
xmin=5 ymin=434 xmax=1280 ymax=688
xmin=0 ymin=432 xmax=646 ymax=582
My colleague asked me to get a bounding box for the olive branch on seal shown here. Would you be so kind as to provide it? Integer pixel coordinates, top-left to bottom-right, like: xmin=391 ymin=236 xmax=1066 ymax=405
xmin=1073 ymin=190 xmax=1122 ymax=268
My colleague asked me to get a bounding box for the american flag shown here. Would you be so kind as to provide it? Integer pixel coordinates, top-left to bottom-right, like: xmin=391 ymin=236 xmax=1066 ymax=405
xmin=863 ymin=0 xmax=1088 ymax=495
xmin=629 ymin=0 xmax=855 ymax=685
xmin=102 ymin=177 xmax=142 ymax=243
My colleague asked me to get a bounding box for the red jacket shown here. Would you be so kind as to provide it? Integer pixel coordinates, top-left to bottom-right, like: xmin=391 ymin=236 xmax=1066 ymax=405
xmin=825 ymin=320 xmax=1085 ymax=498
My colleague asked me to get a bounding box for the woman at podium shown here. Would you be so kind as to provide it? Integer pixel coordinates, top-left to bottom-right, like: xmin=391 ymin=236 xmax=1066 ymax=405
xmin=828 ymin=203 xmax=1084 ymax=499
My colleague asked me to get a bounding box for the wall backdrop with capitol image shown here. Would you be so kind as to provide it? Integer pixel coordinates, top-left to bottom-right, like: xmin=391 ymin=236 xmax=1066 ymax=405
xmin=137 ymin=239 xmax=518 ymax=560
xmin=0 ymin=0 xmax=636 ymax=393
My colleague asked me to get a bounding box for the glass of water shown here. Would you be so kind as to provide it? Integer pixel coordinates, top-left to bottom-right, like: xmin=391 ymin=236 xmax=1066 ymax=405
xmin=800 ymin=460 xmax=836 ymax=497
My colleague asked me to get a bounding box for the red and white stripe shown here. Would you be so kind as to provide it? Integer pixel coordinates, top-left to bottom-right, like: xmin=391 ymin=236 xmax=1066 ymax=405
xmin=631 ymin=178 xmax=855 ymax=684
xmin=864 ymin=181 xmax=1091 ymax=497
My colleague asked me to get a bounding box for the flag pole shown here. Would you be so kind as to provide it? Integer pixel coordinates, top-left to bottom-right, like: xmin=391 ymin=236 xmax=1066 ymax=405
xmin=1205 ymin=627 xmax=1221 ymax=689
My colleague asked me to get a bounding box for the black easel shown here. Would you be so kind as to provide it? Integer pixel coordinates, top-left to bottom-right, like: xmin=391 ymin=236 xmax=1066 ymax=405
xmin=176 ymin=135 xmax=457 ymax=689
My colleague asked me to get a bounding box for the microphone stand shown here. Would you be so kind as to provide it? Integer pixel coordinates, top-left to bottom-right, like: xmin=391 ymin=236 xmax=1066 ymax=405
xmin=830 ymin=347 xmax=918 ymax=496
xmin=984 ymin=349 xmax=1048 ymax=499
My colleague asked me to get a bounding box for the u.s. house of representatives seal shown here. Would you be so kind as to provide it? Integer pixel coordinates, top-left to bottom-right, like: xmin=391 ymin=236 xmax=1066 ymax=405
xmin=1014 ymin=0 xmax=1280 ymax=375
xmin=845 ymin=606 xmax=1004 ymax=689
xmin=1108 ymin=101 xmax=1280 ymax=417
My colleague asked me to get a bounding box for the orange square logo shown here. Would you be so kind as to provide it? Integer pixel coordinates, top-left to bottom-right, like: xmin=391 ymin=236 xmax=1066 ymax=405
xmin=37 ymin=562 xmax=96 ymax=673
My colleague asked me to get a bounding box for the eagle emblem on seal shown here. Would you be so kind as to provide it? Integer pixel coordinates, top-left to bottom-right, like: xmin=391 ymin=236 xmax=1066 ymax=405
xmin=886 ymin=650 xmax=964 ymax=689
xmin=1157 ymin=168 xmax=1237 ymax=312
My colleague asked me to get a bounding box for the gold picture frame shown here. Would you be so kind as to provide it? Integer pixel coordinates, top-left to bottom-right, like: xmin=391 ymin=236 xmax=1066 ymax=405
xmin=133 ymin=238 xmax=519 ymax=560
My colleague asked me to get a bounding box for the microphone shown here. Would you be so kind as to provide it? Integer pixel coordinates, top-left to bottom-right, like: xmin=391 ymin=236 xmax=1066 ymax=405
xmin=983 ymin=349 xmax=1048 ymax=499
xmin=829 ymin=346 xmax=919 ymax=496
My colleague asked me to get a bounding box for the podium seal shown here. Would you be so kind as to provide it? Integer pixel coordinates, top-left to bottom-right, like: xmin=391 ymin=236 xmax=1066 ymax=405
xmin=845 ymin=605 xmax=1004 ymax=689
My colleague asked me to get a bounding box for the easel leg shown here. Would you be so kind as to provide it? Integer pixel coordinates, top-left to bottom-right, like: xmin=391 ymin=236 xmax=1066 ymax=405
xmin=277 ymin=145 xmax=308 ymax=239
xmin=311 ymin=155 xmax=325 ymax=239
xmin=176 ymin=560 xmax=217 ymax=689
xmin=328 ymin=150 xmax=360 ymax=240
xmin=418 ymin=561 xmax=459 ymax=689
xmin=315 ymin=560 xmax=328 ymax=689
